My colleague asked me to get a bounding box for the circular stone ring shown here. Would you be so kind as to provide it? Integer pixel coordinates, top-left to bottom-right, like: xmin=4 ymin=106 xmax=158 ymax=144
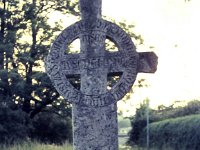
xmin=45 ymin=19 xmax=139 ymax=107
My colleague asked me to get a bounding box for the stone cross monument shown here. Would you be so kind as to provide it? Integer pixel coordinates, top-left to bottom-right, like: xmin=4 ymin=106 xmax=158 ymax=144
xmin=45 ymin=0 xmax=158 ymax=149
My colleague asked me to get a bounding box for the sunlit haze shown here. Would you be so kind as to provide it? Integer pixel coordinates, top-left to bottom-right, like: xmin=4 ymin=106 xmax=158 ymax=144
xmin=102 ymin=0 xmax=200 ymax=112
xmin=49 ymin=0 xmax=200 ymax=115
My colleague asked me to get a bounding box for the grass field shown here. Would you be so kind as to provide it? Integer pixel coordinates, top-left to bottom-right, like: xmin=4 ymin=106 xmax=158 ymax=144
xmin=0 ymin=140 xmax=135 ymax=150
xmin=0 ymin=135 xmax=134 ymax=150
xmin=0 ymin=142 xmax=73 ymax=150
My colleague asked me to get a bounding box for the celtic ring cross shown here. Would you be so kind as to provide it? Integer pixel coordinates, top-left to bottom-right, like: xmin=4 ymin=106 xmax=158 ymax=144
xmin=45 ymin=2 xmax=158 ymax=107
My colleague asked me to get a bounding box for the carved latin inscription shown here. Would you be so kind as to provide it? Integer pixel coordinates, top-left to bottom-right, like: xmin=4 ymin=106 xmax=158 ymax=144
xmin=45 ymin=19 xmax=139 ymax=107
xmin=61 ymin=55 xmax=129 ymax=72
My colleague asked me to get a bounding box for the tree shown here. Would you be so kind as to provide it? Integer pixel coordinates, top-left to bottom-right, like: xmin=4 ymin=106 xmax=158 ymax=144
xmin=0 ymin=0 xmax=79 ymax=144
xmin=0 ymin=0 xmax=27 ymax=106
xmin=0 ymin=0 xmax=80 ymax=118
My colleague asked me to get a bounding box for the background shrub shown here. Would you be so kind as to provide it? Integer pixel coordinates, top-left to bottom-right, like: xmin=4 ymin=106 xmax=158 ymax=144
xmin=128 ymin=100 xmax=200 ymax=146
xmin=127 ymin=101 xmax=159 ymax=146
xmin=31 ymin=112 xmax=72 ymax=145
xmin=139 ymin=114 xmax=200 ymax=150
xmin=0 ymin=105 xmax=72 ymax=146
xmin=0 ymin=105 xmax=31 ymax=145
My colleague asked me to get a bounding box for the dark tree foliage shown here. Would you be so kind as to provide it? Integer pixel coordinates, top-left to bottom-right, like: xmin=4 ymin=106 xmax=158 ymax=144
xmin=0 ymin=0 xmax=77 ymax=145
xmin=0 ymin=105 xmax=31 ymax=145
xmin=0 ymin=0 xmax=79 ymax=118
xmin=31 ymin=112 xmax=72 ymax=145
xmin=0 ymin=105 xmax=72 ymax=145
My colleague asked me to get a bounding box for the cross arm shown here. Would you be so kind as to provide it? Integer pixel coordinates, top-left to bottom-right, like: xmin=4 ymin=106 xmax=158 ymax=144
xmin=137 ymin=52 xmax=158 ymax=73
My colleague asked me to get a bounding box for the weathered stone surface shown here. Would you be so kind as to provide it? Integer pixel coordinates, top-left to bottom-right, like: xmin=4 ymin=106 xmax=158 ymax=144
xmin=138 ymin=52 xmax=158 ymax=73
xmin=45 ymin=0 xmax=158 ymax=149
xmin=45 ymin=19 xmax=139 ymax=107
xmin=72 ymin=104 xmax=118 ymax=150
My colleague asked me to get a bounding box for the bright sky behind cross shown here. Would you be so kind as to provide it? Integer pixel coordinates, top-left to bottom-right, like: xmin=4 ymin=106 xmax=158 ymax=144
xmin=102 ymin=0 xmax=200 ymax=111
xmin=49 ymin=0 xmax=200 ymax=115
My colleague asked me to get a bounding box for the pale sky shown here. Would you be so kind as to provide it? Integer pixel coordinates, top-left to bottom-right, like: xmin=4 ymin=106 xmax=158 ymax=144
xmin=102 ymin=0 xmax=200 ymax=112
xmin=49 ymin=0 xmax=200 ymax=115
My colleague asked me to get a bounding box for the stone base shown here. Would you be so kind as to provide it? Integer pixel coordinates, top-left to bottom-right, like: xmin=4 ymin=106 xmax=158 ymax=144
xmin=72 ymin=103 xmax=118 ymax=150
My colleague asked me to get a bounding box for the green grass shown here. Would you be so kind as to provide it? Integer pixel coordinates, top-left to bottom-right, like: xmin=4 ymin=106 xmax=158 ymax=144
xmin=0 ymin=138 xmax=139 ymax=150
xmin=0 ymin=141 xmax=136 ymax=150
xmin=0 ymin=142 xmax=73 ymax=150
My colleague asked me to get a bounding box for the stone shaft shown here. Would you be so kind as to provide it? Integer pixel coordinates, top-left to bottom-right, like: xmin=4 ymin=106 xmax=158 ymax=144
xmin=73 ymin=0 xmax=118 ymax=149
xmin=79 ymin=0 xmax=102 ymax=20
xmin=72 ymin=104 xmax=118 ymax=150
